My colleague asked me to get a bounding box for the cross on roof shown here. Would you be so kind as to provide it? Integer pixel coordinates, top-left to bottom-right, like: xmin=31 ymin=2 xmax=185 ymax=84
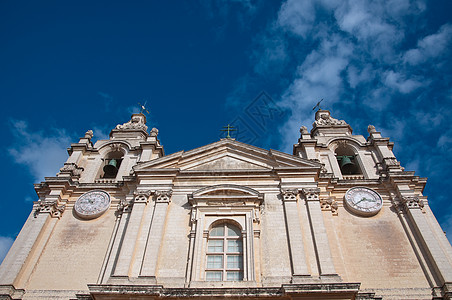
xmin=220 ymin=124 xmax=236 ymax=139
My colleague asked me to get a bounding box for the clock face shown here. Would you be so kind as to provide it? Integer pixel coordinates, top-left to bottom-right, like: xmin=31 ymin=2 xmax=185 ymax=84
xmin=74 ymin=190 xmax=111 ymax=219
xmin=345 ymin=187 xmax=383 ymax=216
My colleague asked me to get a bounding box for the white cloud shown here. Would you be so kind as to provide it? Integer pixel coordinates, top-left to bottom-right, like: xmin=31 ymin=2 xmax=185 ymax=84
xmin=8 ymin=120 xmax=73 ymax=182
xmin=0 ymin=236 xmax=14 ymax=264
xmin=92 ymin=126 xmax=110 ymax=142
xmin=277 ymin=0 xmax=316 ymax=38
xmin=404 ymin=24 xmax=452 ymax=65
xmin=383 ymin=70 xmax=423 ymax=94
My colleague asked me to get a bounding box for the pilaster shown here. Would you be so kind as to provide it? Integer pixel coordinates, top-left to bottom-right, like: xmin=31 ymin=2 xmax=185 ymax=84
xmin=112 ymin=191 xmax=152 ymax=278
xmin=281 ymin=189 xmax=310 ymax=278
xmin=302 ymin=188 xmax=338 ymax=278
xmin=139 ymin=190 xmax=172 ymax=278
xmin=398 ymin=195 xmax=452 ymax=285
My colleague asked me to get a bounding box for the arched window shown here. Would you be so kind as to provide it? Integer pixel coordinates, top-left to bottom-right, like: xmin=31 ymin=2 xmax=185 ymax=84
xmin=102 ymin=151 xmax=123 ymax=179
xmin=206 ymin=222 xmax=243 ymax=281
xmin=335 ymin=143 xmax=361 ymax=175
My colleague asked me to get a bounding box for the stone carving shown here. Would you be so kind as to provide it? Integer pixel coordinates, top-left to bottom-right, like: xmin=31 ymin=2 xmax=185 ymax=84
xmin=134 ymin=190 xmax=153 ymax=203
xmin=190 ymin=208 xmax=197 ymax=224
xmin=35 ymin=201 xmax=65 ymax=219
xmin=115 ymin=114 xmax=148 ymax=131
xmin=314 ymin=111 xmax=347 ymax=126
xmin=117 ymin=199 xmax=132 ymax=213
xmin=109 ymin=143 xmax=123 ymax=152
xmin=401 ymin=196 xmax=425 ymax=210
xmin=281 ymin=189 xmax=298 ymax=202
xmin=383 ymin=157 xmax=400 ymax=168
xmin=302 ymin=188 xmax=320 ymax=201
xmin=150 ymin=127 xmax=159 ymax=137
xmin=84 ymin=130 xmax=93 ymax=139
xmin=156 ymin=190 xmax=173 ymax=203
xmin=321 ymin=197 xmax=338 ymax=214
xmin=253 ymin=208 xmax=260 ymax=223
xmin=367 ymin=125 xmax=376 ymax=133
xmin=58 ymin=163 xmax=84 ymax=177
xmin=300 ymin=126 xmax=309 ymax=134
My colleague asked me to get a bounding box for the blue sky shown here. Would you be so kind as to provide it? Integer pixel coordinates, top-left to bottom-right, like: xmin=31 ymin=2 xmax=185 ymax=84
xmin=1 ymin=0 xmax=452 ymax=262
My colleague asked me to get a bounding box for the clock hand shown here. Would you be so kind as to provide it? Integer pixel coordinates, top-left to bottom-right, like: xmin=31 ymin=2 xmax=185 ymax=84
xmin=355 ymin=197 xmax=368 ymax=205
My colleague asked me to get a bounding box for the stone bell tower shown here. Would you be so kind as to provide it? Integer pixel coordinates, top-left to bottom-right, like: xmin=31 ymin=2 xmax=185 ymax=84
xmin=0 ymin=113 xmax=164 ymax=298
xmin=294 ymin=109 xmax=452 ymax=299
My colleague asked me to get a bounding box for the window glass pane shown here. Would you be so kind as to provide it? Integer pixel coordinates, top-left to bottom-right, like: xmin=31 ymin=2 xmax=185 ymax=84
xmin=208 ymin=240 xmax=224 ymax=252
xmin=207 ymin=255 xmax=223 ymax=269
xmin=227 ymin=255 xmax=243 ymax=269
xmin=226 ymin=271 xmax=243 ymax=281
xmin=210 ymin=226 xmax=224 ymax=236
xmin=227 ymin=225 xmax=241 ymax=237
xmin=206 ymin=271 xmax=223 ymax=281
xmin=227 ymin=240 xmax=243 ymax=253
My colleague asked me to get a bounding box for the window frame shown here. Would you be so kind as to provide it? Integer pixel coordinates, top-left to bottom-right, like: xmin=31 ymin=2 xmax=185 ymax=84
xmin=205 ymin=222 xmax=244 ymax=281
xmin=186 ymin=184 xmax=263 ymax=286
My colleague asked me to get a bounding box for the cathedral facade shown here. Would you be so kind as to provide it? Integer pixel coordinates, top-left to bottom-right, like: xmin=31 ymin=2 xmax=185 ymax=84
xmin=0 ymin=110 xmax=451 ymax=299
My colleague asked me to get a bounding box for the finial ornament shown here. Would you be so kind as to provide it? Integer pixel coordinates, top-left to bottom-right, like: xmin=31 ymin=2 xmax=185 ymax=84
xmin=138 ymin=101 xmax=150 ymax=115
xmin=84 ymin=130 xmax=93 ymax=139
xmin=300 ymin=126 xmax=309 ymax=134
xmin=367 ymin=125 xmax=376 ymax=133
xmin=221 ymin=124 xmax=237 ymax=139
xmin=312 ymin=99 xmax=324 ymax=111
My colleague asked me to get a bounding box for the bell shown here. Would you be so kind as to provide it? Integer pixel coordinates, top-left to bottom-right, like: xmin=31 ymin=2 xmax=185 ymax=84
xmin=103 ymin=159 xmax=118 ymax=178
xmin=339 ymin=156 xmax=356 ymax=175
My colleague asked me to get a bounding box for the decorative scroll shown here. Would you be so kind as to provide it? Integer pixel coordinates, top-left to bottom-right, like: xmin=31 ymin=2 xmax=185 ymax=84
xmin=58 ymin=163 xmax=84 ymax=177
xmin=133 ymin=190 xmax=153 ymax=203
xmin=35 ymin=201 xmax=65 ymax=219
xmin=302 ymin=188 xmax=320 ymax=202
xmin=314 ymin=111 xmax=347 ymax=126
xmin=320 ymin=197 xmax=339 ymax=215
xmin=401 ymin=196 xmax=425 ymax=210
xmin=155 ymin=190 xmax=172 ymax=203
xmin=281 ymin=189 xmax=298 ymax=202
xmin=117 ymin=199 xmax=133 ymax=213
xmin=115 ymin=114 xmax=148 ymax=131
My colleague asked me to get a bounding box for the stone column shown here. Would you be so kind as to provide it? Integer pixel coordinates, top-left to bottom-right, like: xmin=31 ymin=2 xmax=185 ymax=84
xmin=302 ymin=188 xmax=338 ymax=277
xmin=140 ymin=190 xmax=172 ymax=278
xmin=99 ymin=198 xmax=132 ymax=283
xmin=113 ymin=191 xmax=151 ymax=277
xmin=401 ymin=196 xmax=452 ymax=284
xmin=281 ymin=189 xmax=310 ymax=277
xmin=0 ymin=199 xmax=65 ymax=285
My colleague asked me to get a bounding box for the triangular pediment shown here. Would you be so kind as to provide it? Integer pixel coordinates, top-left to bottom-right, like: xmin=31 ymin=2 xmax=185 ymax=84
xmin=134 ymin=139 xmax=321 ymax=172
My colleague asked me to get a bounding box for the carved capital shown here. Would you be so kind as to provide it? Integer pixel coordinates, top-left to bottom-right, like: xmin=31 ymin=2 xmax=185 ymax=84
xmin=281 ymin=189 xmax=298 ymax=202
xmin=35 ymin=201 xmax=65 ymax=218
xmin=302 ymin=188 xmax=320 ymax=201
xmin=133 ymin=190 xmax=153 ymax=204
xmin=117 ymin=199 xmax=133 ymax=213
xmin=401 ymin=196 xmax=424 ymax=210
xmin=155 ymin=190 xmax=172 ymax=203
xmin=320 ymin=197 xmax=338 ymax=215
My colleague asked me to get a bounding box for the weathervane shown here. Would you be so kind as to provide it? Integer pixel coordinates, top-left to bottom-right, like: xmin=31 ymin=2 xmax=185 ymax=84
xmin=312 ymin=99 xmax=324 ymax=111
xmin=220 ymin=124 xmax=236 ymax=139
xmin=138 ymin=101 xmax=150 ymax=114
